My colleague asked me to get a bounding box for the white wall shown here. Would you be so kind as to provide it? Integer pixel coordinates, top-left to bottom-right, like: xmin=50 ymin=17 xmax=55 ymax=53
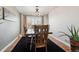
xmin=43 ymin=15 xmax=48 ymax=25
xmin=0 ymin=7 xmax=20 ymax=50
xmin=48 ymin=6 xmax=79 ymax=43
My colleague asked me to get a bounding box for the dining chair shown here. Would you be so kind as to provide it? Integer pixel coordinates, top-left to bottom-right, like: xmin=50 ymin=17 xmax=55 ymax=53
xmin=34 ymin=25 xmax=49 ymax=52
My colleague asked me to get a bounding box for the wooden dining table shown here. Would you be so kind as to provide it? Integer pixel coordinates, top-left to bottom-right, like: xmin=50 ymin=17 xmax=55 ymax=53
xmin=26 ymin=29 xmax=52 ymax=51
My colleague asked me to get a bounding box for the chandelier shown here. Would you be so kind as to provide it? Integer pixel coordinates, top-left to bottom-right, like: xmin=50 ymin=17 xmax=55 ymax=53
xmin=35 ymin=6 xmax=40 ymax=16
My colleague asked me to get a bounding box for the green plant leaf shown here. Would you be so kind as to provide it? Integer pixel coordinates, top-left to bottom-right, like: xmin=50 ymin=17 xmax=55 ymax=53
xmin=59 ymin=31 xmax=71 ymax=38
xmin=77 ymin=28 xmax=79 ymax=36
xmin=74 ymin=26 xmax=77 ymax=36
xmin=59 ymin=25 xmax=79 ymax=41
xmin=67 ymin=25 xmax=74 ymax=37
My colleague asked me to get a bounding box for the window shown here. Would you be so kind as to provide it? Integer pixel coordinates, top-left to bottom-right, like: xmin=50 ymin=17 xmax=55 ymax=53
xmin=27 ymin=16 xmax=42 ymax=25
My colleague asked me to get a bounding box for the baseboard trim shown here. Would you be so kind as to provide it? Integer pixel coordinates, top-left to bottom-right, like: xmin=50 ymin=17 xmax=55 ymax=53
xmin=48 ymin=34 xmax=71 ymax=52
xmin=1 ymin=34 xmax=22 ymax=52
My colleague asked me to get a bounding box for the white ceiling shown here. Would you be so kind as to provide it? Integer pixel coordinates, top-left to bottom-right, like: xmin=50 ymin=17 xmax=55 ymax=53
xmin=16 ymin=6 xmax=57 ymax=16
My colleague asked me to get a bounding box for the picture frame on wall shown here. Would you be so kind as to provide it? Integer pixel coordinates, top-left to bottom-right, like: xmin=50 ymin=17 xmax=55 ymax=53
xmin=0 ymin=7 xmax=16 ymax=24
xmin=0 ymin=7 xmax=3 ymax=19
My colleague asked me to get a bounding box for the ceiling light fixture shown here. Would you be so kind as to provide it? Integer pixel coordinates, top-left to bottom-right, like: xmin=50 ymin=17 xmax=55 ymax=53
xmin=35 ymin=6 xmax=40 ymax=16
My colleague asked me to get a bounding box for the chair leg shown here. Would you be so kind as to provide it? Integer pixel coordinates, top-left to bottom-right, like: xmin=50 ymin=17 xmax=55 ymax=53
xmin=30 ymin=42 xmax=32 ymax=51
xmin=46 ymin=45 xmax=47 ymax=52
xmin=34 ymin=40 xmax=36 ymax=52
xmin=34 ymin=44 xmax=36 ymax=52
xmin=30 ymin=36 xmax=33 ymax=51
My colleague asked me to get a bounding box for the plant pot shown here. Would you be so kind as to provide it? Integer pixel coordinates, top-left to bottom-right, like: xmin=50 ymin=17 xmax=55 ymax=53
xmin=70 ymin=40 xmax=79 ymax=47
xmin=70 ymin=39 xmax=79 ymax=51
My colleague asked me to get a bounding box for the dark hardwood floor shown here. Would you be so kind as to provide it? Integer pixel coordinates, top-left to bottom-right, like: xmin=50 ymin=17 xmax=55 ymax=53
xmin=12 ymin=37 xmax=65 ymax=52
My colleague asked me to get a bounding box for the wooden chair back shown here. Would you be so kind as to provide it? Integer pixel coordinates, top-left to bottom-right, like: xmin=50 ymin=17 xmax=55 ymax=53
xmin=34 ymin=25 xmax=49 ymax=50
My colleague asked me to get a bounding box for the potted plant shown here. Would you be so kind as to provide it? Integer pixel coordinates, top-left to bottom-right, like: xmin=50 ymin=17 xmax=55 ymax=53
xmin=60 ymin=25 xmax=79 ymax=48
